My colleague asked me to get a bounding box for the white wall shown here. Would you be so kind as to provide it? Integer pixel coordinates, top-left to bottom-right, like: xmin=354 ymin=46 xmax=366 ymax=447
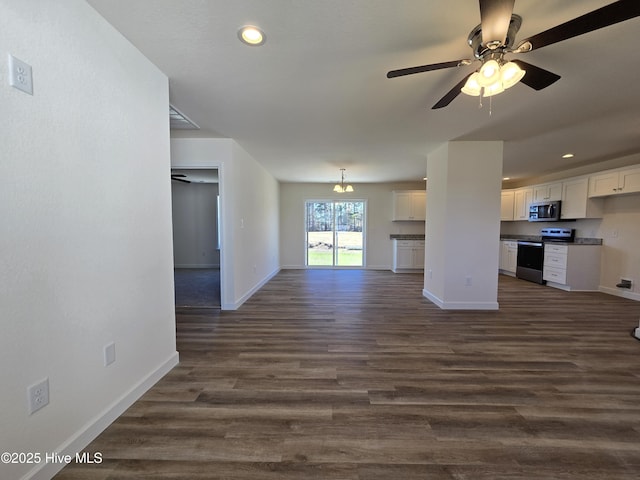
xmin=424 ymin=142 xmax=503 ymax=309
xmin=0 ymin=1 xmax=178 ymax=479
xmin=171 ymin=182 xmax=220 ymax=268
xmin=280 ymin=182 xmax=426 ymax=269
xmin=170 ymin=138 xmax=280 ymax=309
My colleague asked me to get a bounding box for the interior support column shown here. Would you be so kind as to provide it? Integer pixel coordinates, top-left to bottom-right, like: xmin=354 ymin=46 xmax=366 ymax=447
xmin=423 ymin=141 xmax=503 ymax=310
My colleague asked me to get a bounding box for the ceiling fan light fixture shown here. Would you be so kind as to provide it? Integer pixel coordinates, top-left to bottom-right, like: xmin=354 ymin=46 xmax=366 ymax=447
xmin=500 ymin=61 xmax=525 ymax=89
xmin=483 ymin=80 xmax=505 ymax=97
xmin=461 ymin=72 xmax=482 ymax=96
xmin=477 ymin=59 xmax=501 ymax=87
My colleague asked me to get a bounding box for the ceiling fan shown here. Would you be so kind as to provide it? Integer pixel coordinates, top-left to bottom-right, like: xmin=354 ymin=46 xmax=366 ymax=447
xmin=171 ymin=173 xmax=191 ymax=184
xmin=387 ymin=0 xmax=640 ymax=109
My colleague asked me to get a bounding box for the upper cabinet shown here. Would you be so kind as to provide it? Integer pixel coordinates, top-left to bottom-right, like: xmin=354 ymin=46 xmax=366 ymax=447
xmin=500 ymin=190 xmax=514 ymax=221
xmin=392 ymin=190 xmax=426 ymax=221
xmin=513 ymin=187 xmax=533 ymax=221
xmin=533 ymin=182 xmax=562 ymax=202
xmin=561 ymin=176 xmax=603 ymax=219
xmin=588 ymin=166 xmax=640 ymax=198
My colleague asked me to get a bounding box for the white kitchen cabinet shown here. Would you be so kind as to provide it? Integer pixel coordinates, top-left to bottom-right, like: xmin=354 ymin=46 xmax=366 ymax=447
xmin=513 ymin=187 xmax=533 ymax=220
xmin=588 ymin=166 xmax=640 ymax=198
xmin=533 ymin=182 xmax=563 ymax=202
xmin=561 ymin=176 xmax=603 ymax=219
xmin=392 ymin=240 xmax=425 ymax=272
xmin=500 ymin=190 xmax=514 ymax=221
xmin=499 ymin=240 xmax=518 ymax=275
xmin=543 ymin=243 xmax=601 ymax=291
xmin=392 ymin=190 xmax=426 ymax=221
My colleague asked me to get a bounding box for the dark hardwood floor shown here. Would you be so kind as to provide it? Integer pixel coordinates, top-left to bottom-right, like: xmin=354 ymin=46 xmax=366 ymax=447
xmin=56 ymin=270 xmax=640 ymax=479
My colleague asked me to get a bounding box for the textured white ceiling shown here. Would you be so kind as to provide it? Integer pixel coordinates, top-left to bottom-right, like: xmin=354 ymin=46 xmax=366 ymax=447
xmin=87 ymin=0 xmax=640 ymax=185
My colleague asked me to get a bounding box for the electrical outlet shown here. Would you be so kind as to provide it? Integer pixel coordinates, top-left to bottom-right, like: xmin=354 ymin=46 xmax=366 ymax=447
xmin=27 ymin=378 xmax=49 ymax=415
xmin=104 ymin=342 xmax=116 ymax=366
xmin=8 ymin=54 xmax=33 ymax=95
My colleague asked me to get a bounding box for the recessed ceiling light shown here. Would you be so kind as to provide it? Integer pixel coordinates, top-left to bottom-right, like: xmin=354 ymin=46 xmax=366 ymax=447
xmin=502 ymin=177 xmax=510 ymax=181
xmin=238 ymin=25 xmax=266 ymax=46
xmin=562 ymin=153 xmax=574 ymax=159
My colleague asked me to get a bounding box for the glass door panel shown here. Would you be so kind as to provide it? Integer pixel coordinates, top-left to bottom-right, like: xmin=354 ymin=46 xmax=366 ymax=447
xmin=306 ymin=201 xmax=334 ymax=266
xmin=335 ymin=201 xmax=363 ymax=266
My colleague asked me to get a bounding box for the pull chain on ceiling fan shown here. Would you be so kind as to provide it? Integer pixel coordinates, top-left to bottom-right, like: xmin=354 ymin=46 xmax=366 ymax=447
xmin=387 ymin=0 xmax=640 ymax=109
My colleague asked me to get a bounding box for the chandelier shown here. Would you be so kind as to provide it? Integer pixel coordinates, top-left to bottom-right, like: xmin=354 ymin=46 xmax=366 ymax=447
xmin=333 ymin=168 xmax=354 ymax=193
xmin=461 ymin=53 xmax=525 ymax=98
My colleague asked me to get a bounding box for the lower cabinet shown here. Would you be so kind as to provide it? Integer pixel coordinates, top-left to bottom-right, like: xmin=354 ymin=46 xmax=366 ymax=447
xmin=499 ymin=240 xmax=518 ymax=275
xmin=392 ymin=240 xmax=425 ymax=273
xmin=543 ymin=243 xmax=601 ymax=291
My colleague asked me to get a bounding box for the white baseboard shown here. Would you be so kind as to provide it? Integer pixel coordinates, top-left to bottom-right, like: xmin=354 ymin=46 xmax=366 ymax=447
xmin=599 ymin=286 xmax=640 ymax=302
xmin=280 ymin=265 xmax=392 ymax=271
xmin=26 ymin=352 xmax=179 ymax=480
xmin=422 ymin=289 xmax=499 ymax=310
xmin=222 ymin=267 xmax=281 ymax=310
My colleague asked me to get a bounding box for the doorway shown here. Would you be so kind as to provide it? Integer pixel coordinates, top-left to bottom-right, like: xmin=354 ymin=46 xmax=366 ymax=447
xmin=305 ymin=200 xmax=365 ymax=267
xmin=171 ymin=168 xmax=221 ymax=307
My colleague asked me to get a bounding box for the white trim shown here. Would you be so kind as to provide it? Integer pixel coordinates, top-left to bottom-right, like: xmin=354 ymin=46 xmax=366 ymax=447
xmin=280 ymin=265 xmax=391 ymax=271
xmin=423 ymin=289 xmax=499 ymax=310
xmin=221 ymin=267 xmax=280 ymax=310
xmin=599 ymin=286 xmax=640 ymax=302
xmin=25 ymin=352 xmax=179 ymax=480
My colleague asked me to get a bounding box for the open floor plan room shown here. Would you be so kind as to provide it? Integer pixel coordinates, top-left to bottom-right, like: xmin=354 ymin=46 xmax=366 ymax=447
xmin=56 ymin=270 xmax=640 ymax=480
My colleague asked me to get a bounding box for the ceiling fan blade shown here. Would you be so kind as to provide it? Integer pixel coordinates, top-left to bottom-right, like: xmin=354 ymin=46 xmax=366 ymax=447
xmin=479 ymin=0 xmax=515 ymax=45
xmin=171 ymin=176 xmax=191 ymax=184
xmin=512 ymin=60 xmax=561 ymax=91
xmin=516 ymin=0 xmax=640 ymax=52
xmin=432 ymin=73 xmax=474 ymax=109
xmin=387 ymin=60 xmax=465 ymax=79
xmin=171 ymin=174 xmax=186 ymax=178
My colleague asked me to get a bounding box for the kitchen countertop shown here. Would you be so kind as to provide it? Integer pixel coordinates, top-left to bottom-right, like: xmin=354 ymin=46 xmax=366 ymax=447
xmin=500 ymin=235 xmax=602 ymax=245
xmin=390 ymin=234 xmax=425 ymax=240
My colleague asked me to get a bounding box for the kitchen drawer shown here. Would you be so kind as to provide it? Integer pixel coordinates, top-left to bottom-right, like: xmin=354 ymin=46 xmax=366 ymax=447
xmin=543 ymin=266 xmax=567 ymax=284
xmin=544 ymin=252 xmax=567 ymax=269
xmin=545 ymin=244 xmax=568 ymax=255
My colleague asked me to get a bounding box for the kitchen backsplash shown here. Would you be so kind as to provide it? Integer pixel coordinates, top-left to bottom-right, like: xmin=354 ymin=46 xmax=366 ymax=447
xmin=500 ymin=218 xmax=602 ymax=239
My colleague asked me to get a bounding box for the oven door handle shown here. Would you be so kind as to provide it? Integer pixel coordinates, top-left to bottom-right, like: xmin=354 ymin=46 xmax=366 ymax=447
xmin=517 ymin=241 xmax=543 ymax=247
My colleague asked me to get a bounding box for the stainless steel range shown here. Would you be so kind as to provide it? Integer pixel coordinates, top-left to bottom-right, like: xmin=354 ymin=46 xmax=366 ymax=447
xmin=516 ymin=228 xmax=575 ymax=284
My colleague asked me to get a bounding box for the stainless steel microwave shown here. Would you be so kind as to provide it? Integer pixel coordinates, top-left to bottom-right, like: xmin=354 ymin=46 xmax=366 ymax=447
xmin=528 ymin=200 xmax=561 ymax=222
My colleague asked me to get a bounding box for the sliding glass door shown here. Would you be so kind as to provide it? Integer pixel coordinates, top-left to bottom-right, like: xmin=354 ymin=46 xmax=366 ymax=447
xmin=305 ymin=200 xmax=365 ymax=267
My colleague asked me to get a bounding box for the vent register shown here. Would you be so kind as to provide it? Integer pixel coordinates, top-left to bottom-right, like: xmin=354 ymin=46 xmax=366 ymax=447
xmin=169 ymin=105 xmax=199 ymax=130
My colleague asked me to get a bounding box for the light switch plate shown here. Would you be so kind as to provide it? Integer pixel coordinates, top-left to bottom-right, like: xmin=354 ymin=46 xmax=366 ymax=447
xmin=104 ymin=342 xmax=116 ymax=366
xmin=8 ymin=54 xmax=33 ymax=95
